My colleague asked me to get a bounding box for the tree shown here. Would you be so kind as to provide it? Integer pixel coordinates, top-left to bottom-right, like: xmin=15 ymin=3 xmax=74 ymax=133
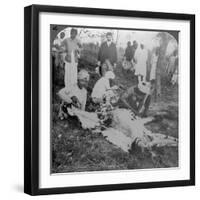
xmin=155 ymin=32 xmax=175 ymax=100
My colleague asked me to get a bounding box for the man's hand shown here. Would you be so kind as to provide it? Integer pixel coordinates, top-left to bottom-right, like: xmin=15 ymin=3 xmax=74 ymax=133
xmin=71 ymin=96 xmax=81 ymax=108
xmin=113 ymin=63 xmax=117 ymax=68
xmin=139 ymin=105 xmax=145 ymax=114
xmin=118 ymin=84 xmax=126 ymax=90
xmin=111 ymin=85 xmax=118 ymax=90
xmin=97 ymin=61 xmax=101 ymax=66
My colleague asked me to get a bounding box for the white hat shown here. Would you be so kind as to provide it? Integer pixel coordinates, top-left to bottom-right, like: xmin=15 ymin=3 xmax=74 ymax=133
xmin=78 ymin=70 xmax=90 ymax=81
xmin=138 ymin=81 xmax=150 ymax=94
xmin=105 ymin=71 xmax=115 ymax=79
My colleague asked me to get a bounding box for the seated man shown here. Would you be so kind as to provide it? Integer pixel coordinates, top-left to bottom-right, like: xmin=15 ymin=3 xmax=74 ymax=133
xmin=121 ymin=80 xmax=154 ymax=117
xmin=57 ymin=70 xmax=90 ymax=120
xmin=91 ymin=71 xmax=118 ymax=104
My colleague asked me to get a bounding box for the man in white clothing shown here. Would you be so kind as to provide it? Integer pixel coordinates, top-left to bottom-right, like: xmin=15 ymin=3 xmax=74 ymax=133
xmin=58 ymin=70 xmax=90 ymax=120
xmin=61 ymin=28 xmax=82 ymax=89
xmin=91 ymin=71 xmax=118 ymax=104
xmin=134 ymin=44 xmax=148 ymax=82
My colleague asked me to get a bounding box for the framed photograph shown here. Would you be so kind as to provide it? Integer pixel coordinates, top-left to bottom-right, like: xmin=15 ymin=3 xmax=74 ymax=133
xmin=24 ymin=4 xmax=195 ymax=195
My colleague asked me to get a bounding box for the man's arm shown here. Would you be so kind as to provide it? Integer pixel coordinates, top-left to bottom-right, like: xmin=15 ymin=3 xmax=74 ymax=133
xmin=138 ymin=93 xmax=149 ymax=114
xmin=77 ymin=38 xmax=82 ymax=48
xmin=121 ymin=87 xmax=139 ymax=115
xmin=59 ymin=39 xmax=68 ymax=53
xmin=124 ymin=48 xmax=128 ymax=60
xmin=113 ymin=44 xmax=117 ymax=67
xmin=81 ymin=91 xmax=87 ymax=111
xmin=76 ymin=38 xmax=82 ymax=52
xmin=121 ymin=92 xmax=132 ymax=110
xmin=134 ymin=49 xmax=138 ymax=64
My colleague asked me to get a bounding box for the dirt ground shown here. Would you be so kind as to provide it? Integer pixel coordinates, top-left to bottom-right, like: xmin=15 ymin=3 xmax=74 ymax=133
xmin=51 ymin=63 xmax=178 ymax=173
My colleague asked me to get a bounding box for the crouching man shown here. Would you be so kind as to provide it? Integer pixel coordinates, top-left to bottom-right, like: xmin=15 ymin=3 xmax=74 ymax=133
xmin=121 ymin=80 xmax=154 ymax=117
xmin=91 ymin=71 xmax=118 ymax=104
xmin=57 ymin=70 xmax=90 ymax=120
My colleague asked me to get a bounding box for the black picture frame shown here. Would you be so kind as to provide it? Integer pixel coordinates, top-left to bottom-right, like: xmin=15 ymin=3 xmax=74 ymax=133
xmin=24 ymin=4 xmax=195 ymax=195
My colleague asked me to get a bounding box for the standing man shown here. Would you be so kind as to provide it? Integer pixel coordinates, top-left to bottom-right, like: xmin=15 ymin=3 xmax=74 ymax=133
xmin=61 ymin=28 xmax=82 ymax=89
xmin=134 ymin=43 xmax=148 ymax=82
xmin=132 ymin=40 xmax=138 ymax=63
xmin=97 ymin=32 xmax=117 ymax=75
xmin=124 ymin=41 xmax=133 ymax=62
xmin=150 ymin=47 xmax=159 ymax=81
xmin=122 ymin=41 xmax=134 ymax=72
xmin=91 ymin=71 xmax=118 ymax=104
xmin=52 ymin=32 xmax=66 ymax=67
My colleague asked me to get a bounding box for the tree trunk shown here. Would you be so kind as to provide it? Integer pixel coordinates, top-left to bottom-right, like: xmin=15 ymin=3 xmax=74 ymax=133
xmin=155 ymin=33 xmax=171 ymax=101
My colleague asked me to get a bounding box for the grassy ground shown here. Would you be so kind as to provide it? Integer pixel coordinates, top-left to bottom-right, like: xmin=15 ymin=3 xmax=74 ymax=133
xmin=51 ymin=62 xmax=178 ymax=173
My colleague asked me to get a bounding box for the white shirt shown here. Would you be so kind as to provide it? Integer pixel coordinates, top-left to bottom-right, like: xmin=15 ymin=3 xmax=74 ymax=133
xmin=91 ymin=77 xmax=110 ymax=99
xmin=106 ymin=41 xmax=112 ymax=46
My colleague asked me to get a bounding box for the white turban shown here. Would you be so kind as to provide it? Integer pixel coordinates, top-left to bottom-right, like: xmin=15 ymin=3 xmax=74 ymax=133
xmin=78 ymin=70 xmax=90 ymax=81
xmin=105 ymin=71 xmax=115 ymax=79
xmin=138 ymin=81 xmax=151 ymax=94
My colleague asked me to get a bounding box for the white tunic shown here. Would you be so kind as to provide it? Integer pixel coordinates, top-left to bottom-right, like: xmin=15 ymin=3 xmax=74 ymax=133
xmin=91 ymin=77 xmax=110 ymax=100
xmin=134 ymin=48 xmax=148 ymax=77
xmin=62 ymin=37 xmax=81 ymax=89
xmin=64 ymin=51 xmax=78 ymax=89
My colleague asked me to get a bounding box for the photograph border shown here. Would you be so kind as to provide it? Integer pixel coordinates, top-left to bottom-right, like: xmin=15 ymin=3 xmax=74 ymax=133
xmin=24 ymin=4 xmax=195 ymax=195
xmin=50 ymin=24 xmax=180 ymax=175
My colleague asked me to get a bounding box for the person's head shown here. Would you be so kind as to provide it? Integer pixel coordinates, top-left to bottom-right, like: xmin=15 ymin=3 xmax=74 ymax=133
xmin=60 ymin=32 xmax=65 ymax=39
xmin=133 ymin=40 xmax=138 ymax=49
xmin=106 ymin=32 xmax=112 ymax=42
xmin=101 ymin=59 xmax=113 ymax=76
xmin=101 ymin=62 xmax=109 ymax=76
xmin=127 ymin=41 xmax=131 ymax=47
xmin=77 ymin=70 xmax=90 ymax=89
xmin=140 ymin=44 xmax=144 ymax=49
xmin=70 ymin=28 xmax=78 ymax=40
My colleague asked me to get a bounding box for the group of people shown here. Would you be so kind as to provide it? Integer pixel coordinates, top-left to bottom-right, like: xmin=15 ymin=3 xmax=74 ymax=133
xmin=52 ymin=28 xmax=159 ymax=121
xmin=123 ymin=40 xmax=159 ymax=83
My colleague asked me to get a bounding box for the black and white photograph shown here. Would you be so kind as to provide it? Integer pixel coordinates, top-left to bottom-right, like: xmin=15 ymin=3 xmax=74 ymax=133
xmin=51 ymin=25 xmax=179 ymax=173
xmin=23 ymin=4 xmax=195 ymax=195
